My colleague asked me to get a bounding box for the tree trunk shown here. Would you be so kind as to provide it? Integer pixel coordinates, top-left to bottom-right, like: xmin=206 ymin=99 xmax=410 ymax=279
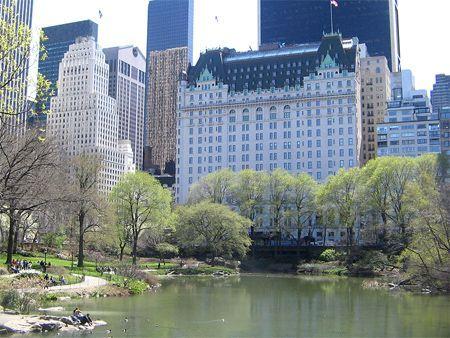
xmin=6 ymin=211 xmax=16 ymax=265
xmin=77 ymin=211 xmax=85 ymax=268
xmin=12 ymin=227 xmax=19 ymax=254
xmin=119 ymin=244 xmax=125 ymax=261
xmin=132 ymin=235 xmax=138 ymax=265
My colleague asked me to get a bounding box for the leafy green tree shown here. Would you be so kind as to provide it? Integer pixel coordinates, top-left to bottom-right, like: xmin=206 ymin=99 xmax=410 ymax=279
xmin=403 ymin=157 xmax=449 ymax=290
xmin=287 ymin=173 xmax=317 ymax=246
xmin=230 ymin=170 xmax=268 ymax=231
xmin=0 ymin=1 xmax=51 ymax=122
xmin=317 ymin=168 xmax=360 ymax=250
xmin=175 ymin=202 xmax=252 ymax=263
xmin=110 ymin=172 xmax=173 ymax=265
xmin=154 ymin=243 xmax=179 ymax=267
xmin=188 ymin=169 xmax=234 ymax=204
xmin=360 ymin=157 xmax=393 ymax=241
xmin=266 ymin=169 xmax=291 ymax=249
xmin=383 ymin=157 xmax=416 ymax=244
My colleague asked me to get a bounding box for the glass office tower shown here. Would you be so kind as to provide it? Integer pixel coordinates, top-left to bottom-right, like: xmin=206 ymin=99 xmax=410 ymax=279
xmin=147 ymin=0 xmax=193 ymax=62
xmin=259 ymin=0 xmax=400 ymax=71
xmin=40 ymin=20 xmax=98 ymax=89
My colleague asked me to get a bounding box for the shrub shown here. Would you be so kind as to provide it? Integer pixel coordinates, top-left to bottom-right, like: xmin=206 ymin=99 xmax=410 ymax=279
xmin=0 ymin=290 xmax=38 ymax=314
xmin=46 ymin=266 xmax=67 ymax=276
xmin=319 ymin=249 xmax=337 ymax=262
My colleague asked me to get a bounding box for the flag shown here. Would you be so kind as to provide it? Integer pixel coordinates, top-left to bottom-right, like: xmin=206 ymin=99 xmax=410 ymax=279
xmin=98 ymin=10 xmax=103 ymax=19
xmin=331 ymin=0 xmax=338 ymax=7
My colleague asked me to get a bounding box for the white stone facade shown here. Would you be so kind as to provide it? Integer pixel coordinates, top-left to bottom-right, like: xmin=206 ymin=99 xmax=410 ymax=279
xmin=175 ymin=56 xmax=362 ymax=204
xmin=47 ymin=37 xmax=135 ymax=193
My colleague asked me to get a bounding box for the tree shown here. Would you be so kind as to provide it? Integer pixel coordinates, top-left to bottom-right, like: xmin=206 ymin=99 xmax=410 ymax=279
xmin=266 ymin=169 xmax=291 ymax=249
xmin=154 ymin=243 xmax=179 ymax=267
xmin=188 ymin=169 xmax=234 ymax=204
xmin=175 ymin=202 xmax=251 ymax=263
xmin=317 ymin=168 xmax=360 ymax=251
xmin=361 ymin=157 xmax=393 ymax=243
xmin=230 ymin=170 xmax=268 ymax=232
xmin=0 ymin=1 xmax=51 ymax=123
xmin=110 ymin=172 xmax=173 ymax=265
xmin=0 ymin=130 xmax=64 ymax=264
xmin=383 ymin=157 xmax=416 ymax=245
xmin=69 ymin=154 xmax=105 ymax=267
xmin=110 ymin=200 xmax=132 ymax=261
xmin=403 ymin=156 xmax=450 ymax=291
xmin=287 ymin=173 xmax=317 ymax=250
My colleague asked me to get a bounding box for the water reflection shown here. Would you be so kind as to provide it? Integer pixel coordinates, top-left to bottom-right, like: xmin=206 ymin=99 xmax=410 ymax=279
xmin=36 ymin=275 xmax=449 ymax=338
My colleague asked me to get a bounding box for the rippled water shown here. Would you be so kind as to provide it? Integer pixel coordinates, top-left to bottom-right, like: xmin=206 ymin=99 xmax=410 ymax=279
xmin=33 ymin=275 xmax=449 ymax=337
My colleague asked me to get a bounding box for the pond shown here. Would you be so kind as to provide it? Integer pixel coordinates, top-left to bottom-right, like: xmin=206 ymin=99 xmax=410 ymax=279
xmin=35 ymin=275 xmax=449 ymax=337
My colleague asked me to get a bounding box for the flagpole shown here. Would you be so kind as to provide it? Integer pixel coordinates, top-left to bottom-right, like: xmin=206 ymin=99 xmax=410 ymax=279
xmin=330 ymin=1 xmax=334 ymax=34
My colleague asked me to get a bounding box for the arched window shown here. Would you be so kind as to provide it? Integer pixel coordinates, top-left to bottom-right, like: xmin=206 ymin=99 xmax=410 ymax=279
xmin=256 ymin=107 xmax=263 ymax=112
xmin=284 ymin=105 xmax=291 ymax=111
xmin=229 ymin=109 xmax=236 ymax=114
xmin=243 ymin=108 xmax=249 ymax=113
xmin=270 ymin=106 xmax=277 ymax=112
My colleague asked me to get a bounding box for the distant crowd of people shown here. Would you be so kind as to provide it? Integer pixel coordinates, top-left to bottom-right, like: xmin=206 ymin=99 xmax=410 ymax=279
xmin=9 ymin=259 xmax=33 ymax=273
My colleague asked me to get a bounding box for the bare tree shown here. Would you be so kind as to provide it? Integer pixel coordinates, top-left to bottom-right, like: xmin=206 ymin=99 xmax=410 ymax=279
xmin=0 ymin=129 xmax=64 ymax=264
xmin=68 ymin=154 xmax=104 ymax=267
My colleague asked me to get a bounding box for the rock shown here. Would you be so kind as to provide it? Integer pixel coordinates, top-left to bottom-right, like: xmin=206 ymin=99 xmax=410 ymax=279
xmin=38 ymin=307 xmax=64 ymax=313
xmin=60 ymin=317 xmax=78 ymax=326
xmin=388 ymin=283 xmax=397 ymax=289
xmin=57 ymin=296 xmax=71 ymax=301
xmin=40 ymin=322 xmax=63 ymax=332
xmin=421 ymin=288 xmax=431 ymax=294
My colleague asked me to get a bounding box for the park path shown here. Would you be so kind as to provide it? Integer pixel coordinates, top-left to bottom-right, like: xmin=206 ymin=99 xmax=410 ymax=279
xmin=46 ymin=275 xmax=108 ymax=291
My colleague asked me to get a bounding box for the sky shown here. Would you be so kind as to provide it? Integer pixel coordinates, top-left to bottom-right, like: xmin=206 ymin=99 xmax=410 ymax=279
xmin=34 ymin=0 xmax=450 ymax=92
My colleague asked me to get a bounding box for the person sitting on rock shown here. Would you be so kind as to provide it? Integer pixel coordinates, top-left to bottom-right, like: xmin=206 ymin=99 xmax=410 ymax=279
xmin=73 ymin=308 xmax=93 ymax=326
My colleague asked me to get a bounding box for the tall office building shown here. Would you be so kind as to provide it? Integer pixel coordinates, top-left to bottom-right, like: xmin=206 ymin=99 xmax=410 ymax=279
xmin=431 ymin=74 xmax=450 ymax=115
xmin=176 ymin=34 xmax=365 ymax=204
xmin=103 ymin=46 xmax=146 ymax=169
xmin=259 ymin=0 xmax=401 ymax=71
xmin=147 ymin=47 xmax=189 ymax=174
xmin=0 ymin=0 xmax=34 ymax=132
xmin=47 ymin=37 xmax=135 ymax=193
xmin=360 ymin=56 xmax=391 ymax=164
xmin=146 ymin=0 xmax=193 ymax=61
xmin=145 ymin=0 xmax=194 ymax=174
xmin=377 ymin=71 xmax=440 ymax=158
xmin=40 ymin=20 xmax=98 ymax=94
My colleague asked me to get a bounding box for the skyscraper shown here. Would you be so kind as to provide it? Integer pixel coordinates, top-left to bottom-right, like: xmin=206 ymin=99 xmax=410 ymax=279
xmin=145 ymin=0 xmax=194 ymax=174
xmin=360 ymin=56 xmax=391 ymax=164
xmin=147 ymin=47 xmax=189 ymax=174
xmin=146 ymin=0 xmax=193 ymax=62
xmin=0 ymin=0 xmax=34 ymax=132
xmin=259 ymin=0 xmax=401 ymax=71
xmin=431 ymin=74 xmax=450 ymax=115
xmin=47 ymin=37 xmax=135 ymax=193
xmin=40 ymin=20 xmax=98 ymax=93
xmin=103 ymin=46 xmax=146 ymax=169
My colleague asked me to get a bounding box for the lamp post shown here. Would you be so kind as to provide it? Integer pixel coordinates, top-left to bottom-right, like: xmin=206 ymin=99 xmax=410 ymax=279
xmin=44 ymin=249 xmax=48 ymax=265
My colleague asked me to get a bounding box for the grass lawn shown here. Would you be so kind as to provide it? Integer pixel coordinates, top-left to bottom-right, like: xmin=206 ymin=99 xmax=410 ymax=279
xmin=0 ymin=253 xmax=101 ymax=277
